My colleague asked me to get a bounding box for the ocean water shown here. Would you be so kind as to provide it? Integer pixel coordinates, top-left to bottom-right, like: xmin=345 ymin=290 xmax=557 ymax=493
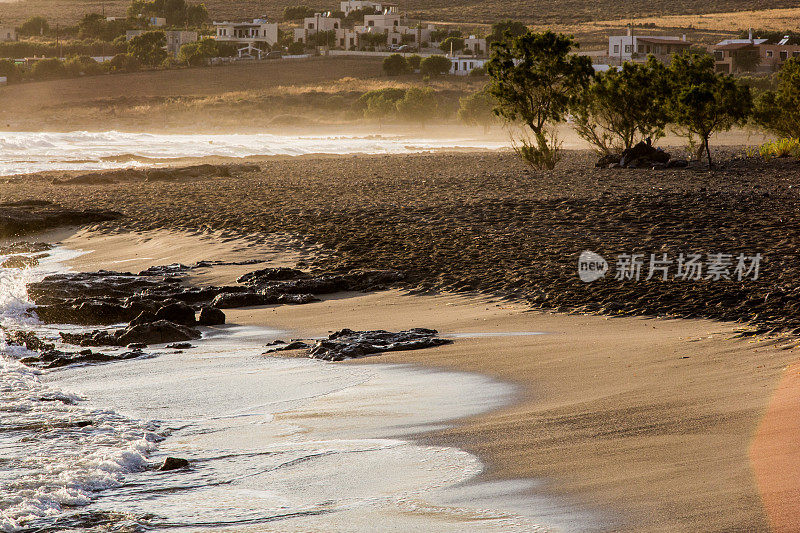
xmin=0 ymin=245 xmax=599 ymax=532
xmin=0 ymin=131 xmax=508 ymax=176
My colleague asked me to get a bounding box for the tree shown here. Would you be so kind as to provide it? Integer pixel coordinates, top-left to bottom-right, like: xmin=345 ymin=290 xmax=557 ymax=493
xmin=179 ymin=37 xmax=217 ymax=66
xmin=420 ymin=55 xmax=451 ymax=76
xmin=396 ymin=86 xmax=439 ymax=125
xmin=487 ymin=30 xmax=593 ymax=169
xmin=487 ymin=20 xmax=527 ymax=45
xmin=287 ymin=41 xmax=306 ymax=55
xmin=668 ymin=53 xmax=752 ymax=167
xmin=128 ymin=0 xmax=207 ymax=27
xmin=0 ymin=59 xmax=21 ymax=83
xmin=458 ymin=89 xmax=498 ymax=132
xmin=572 ymin=57 xmax=671 ymax=154
xmin=358 ymin=31 xmax=386 ymax=49
xmin=754 ymin=58 xmax=800 ymax=139
xmin=730 ymin=48 xmax=760 ymax=73
xmin=186 ymin=3 xmax=209 ymax=26
xmin=128 ymin=31 xmax=167 ymax=66
xmin=365 ymin=92 xmax=398 ymax=124
xmin=19 ymin=16 xmax=49 ymax=36
xmin=439 ymin=36 xmax=464 ymax=53
xmin=108 ymin=53 xmax=141 ymax=72
xmin=382 ymin=53 xmax=409 ymax=76
xmin=282 ymin=5 xmax=315 ymax=21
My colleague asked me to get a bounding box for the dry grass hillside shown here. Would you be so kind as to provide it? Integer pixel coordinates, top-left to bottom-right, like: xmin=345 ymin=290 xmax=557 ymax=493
xmin=0 ymin=0 xmax=797 ymax=25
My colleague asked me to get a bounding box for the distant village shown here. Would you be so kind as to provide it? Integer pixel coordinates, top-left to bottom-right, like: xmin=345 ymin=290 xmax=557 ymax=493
xmin=0 ymin=0 xmax=797 ymax=83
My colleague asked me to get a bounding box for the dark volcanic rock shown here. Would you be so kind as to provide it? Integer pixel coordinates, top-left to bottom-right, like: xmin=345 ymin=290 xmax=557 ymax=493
xmin=19 ymin=348 xmax=144 ymax=369
xmin=154 ymin=303 xmax=196 ymax=326
xmin=198 ymin=306 xmax=225 ymax=326
xmin=159 ymin=457 xmax=190 ymax=471
xmin=237 ymin=267 xmax=306 ymax=284
xmin=210 ymin=291 xmax=317 ymax=309
xmin=34 ymin=301 xmax=139 ymax=325
xmin=264 ymin=340 xmax=310 ymax=353
xmin=306 ymin=328 xmax=452 ymax=361
xmin=619 ymin=141 xmax=671 ymax=169
xmin=0 ymin=202 xmax=121 ymax=237
xmin=0 ymin=241 xmax=53 ymax=255
xmin=60 ymin=320 xmax=201 ymax=347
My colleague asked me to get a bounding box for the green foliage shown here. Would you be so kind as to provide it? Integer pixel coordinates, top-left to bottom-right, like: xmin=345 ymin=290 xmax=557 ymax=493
xmin=667 ymin=53 xmax=752 ymax=166
xmin=0 ymin=59 xmax=21 ymax=83
xmin=457 ymin=89 xmax=498 ymax=130
xmin=19 ymin=16 xmax=50 ymax=36
xmin=572 ymin=57 xmax=670 ymax=154
xmin=78 ymin=13 xmax=129 ymax=41
xmin=108 ymin=52 xmax=141 ymax=72
xmin=358 ymin=32 xmax=386 ymax=49
xmin=309 ymin=30 xmax=336 ymax=47
xmin=487 ymin=30 xmax=593 ymax=169
xmin=754 ymin=58 xmax=800 ymax=139
xmin=382 ymin=54 xmax=409 ymax=76
xmin=63 ymin=55 xmax=104 ymax=76
xmin=420 ymin=55 xmax=451 ymax=76
xmin=179 ymin=37 xmax=217 ymax=66
xmin=282 ymin=5 xmax=316 ymax=21
xmin=287 ymin=41 xmax=306 ymax=54
xmin=354 ymin=87 xmax=406 ymax=120
xmin=730 ymin=48 xmax=760 ymax=73
xmin=487 ymin=20 xmax=527 ymax=45
xmin=341 ymin=7 xmax=376 ymax=27
xmin=128 ymin=31 xmax=168 ymax=66
xmin=406 ymin=54 xmax=422 ymax=71
xmin=438 ymin=36 xmax=464 ymax=53
xmin=757 ymin=138 xmax=800 ymax=160
xmin=469 ymin=65 xmax=487 ymax=76
xmin=429 ymin=29 xmax=461 ymax=43
xmin=396 ymin=86 xmax=439 ymax=125
xmin=128 ymin=0 xmax=208 ymax=27
xmin=30 ymin=58 xmax=65 ymax=79
xmin=0 ymin=39 xmax=126 ymax=59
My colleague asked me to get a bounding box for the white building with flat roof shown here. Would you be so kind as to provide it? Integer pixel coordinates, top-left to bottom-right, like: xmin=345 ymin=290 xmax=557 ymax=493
xmin=340 ymin=1 xmax=398 ymax=16
xmin=214 ymin=19 xmax=279 ymax=58
xmin=608 ymin=28 xmax=691 ymax=62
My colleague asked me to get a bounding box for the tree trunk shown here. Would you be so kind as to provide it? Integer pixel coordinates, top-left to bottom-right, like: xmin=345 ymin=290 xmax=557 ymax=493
xmin=704 ymin=136 xmax=713 ymax=168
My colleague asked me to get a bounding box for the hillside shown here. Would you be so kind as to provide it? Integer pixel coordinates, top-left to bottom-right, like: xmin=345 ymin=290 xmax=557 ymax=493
xmin=0 ymin=0 xmax=797 ymax=26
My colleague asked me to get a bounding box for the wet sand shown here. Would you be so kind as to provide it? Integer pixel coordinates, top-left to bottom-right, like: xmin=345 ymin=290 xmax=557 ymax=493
xmin=57 ymin=228 xmax=800 ymax=531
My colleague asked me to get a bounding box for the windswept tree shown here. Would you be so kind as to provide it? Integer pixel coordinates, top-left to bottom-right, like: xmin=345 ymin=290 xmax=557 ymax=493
xmin=572 ymin=57 xmax=670 ymax=154
xmin=396 ymin=87 xmax=439 ymax=126
xmin=179 ymin=37 xmax=217 ymax=66
xmin=487 ymin=20 xmax=527 ymax=45
xmin=19 ymin=16 xmax=49 ymax=36
xmin=128 ymin=30 xmax=167 ymax=66
xmin=439 ymin=36 xmax=464 ymax=54
xmin=420 ymin=55 xmax=451 ymax=76
xmin=487 ymin=30 xmax=593 ymax=169
xmin=754 ymin=57 xmax=800 ymax=139
xmin=457 ymin=89 xmax=498 ymax=132
xmin=668 ymin=53 xmax=752 ymax=167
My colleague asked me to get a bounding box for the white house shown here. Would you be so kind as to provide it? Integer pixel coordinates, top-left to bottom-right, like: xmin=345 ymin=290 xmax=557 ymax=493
xmin=463 ymin=35 xmax=487 ymax=56
xmin=340 ymin=0 xmax=397 ymax=16
xmin=294 ymin=13 xmax=341 ymax=45
xmin=126 ymin=30 xmax=198 ymax=58
xmin=608 ymin=28 xmax=691 ymax=62
xmin=0 ymin=26 xmax=16 ymax=42
xmin=450 ymin=56 xmax=486 ymax=76
xmin=214 ymin=19 xmax=279 ymax=58
xmin=353 ymin=13 xmax=432 ymax=48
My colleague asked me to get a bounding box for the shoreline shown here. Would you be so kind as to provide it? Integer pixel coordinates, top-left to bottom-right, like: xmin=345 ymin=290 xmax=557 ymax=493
xmin=51 ymin=227 xmax=800 ymax=531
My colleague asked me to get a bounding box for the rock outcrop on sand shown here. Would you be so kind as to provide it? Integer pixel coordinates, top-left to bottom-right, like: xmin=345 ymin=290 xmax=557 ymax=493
xmin=60 ymin=320 xmax=202 ymax=347
xmin=595 ymin=141 xmax=688 ymax=170
xmin=0 ymin=201 xmax=121 ymax=237
xmin=52 ymin=164 xmax=261 ymax=185
xmin=264 ymin=328 xmax=453 ymax=361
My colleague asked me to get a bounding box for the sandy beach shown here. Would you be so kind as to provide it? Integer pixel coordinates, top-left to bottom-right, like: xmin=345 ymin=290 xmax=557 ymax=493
xmin=49 ymin=227 xmax=799 ymax=532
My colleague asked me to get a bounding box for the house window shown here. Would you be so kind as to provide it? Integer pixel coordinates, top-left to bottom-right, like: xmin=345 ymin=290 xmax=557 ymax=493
xmin=368 ymin=20 xmax=374 ymax=26
xmin=613 ymin=44 xmax=619 ymax=53
xmin=766 ymin=50 xmax=773 ymax=58
xmin=308 ymin=23 xmax=314 ymax=29
xmin=334 ymin=23 xmax=339 ymax=29
xmin=394 ymin=20 xmax=398 ymax=26
xmin=794 ymin=51 xmax=800 ymax=57
xmin=714 ymin=51 xmax=724 ymax=61
xmin=624 ymin=45 xmax=632 ymax=53
xmin=780 ymin=51 xmax=788 ymax=60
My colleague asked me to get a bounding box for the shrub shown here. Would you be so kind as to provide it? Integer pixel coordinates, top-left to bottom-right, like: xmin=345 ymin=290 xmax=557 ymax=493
xmin=179 ymin=38 xmax=218 ymax=66
xmin=0 ymin=59 xmax=22 ymax=83
xmin=63 ymin=55 xmax=105 ymax=77
xmin=487 ymin=30 xmax=593 ymax=169
xmin=108 ymin=53 xmax=141 ymax=72
xmin=457 ymin=89 xmax=498 ymax=131
xmin=282 ymin=5 xmax=316 ymax=21
xmin=439 ymin=36 xmax=464 ymax=53
xmin=758 ymin=138 xmax=800 ymax=160
xmin=353 ymin=87 xmax=406 ymax=115
xmin=420 ymin=55 xmax=451 ymax=77
xmin=19 ymin=16 xmax=49 ymax=36
xmin=406 ymin=54 xmax=422 ymax=71
xmin=396 ymin=86 xmax=439 ymax=125
xmin=30 ymin=58 xmax=65 ymax=79
xmin=382 ymin=53 xmax=409 ymax=76
xmin=287 ymin=41 xmax=306 ymax=55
